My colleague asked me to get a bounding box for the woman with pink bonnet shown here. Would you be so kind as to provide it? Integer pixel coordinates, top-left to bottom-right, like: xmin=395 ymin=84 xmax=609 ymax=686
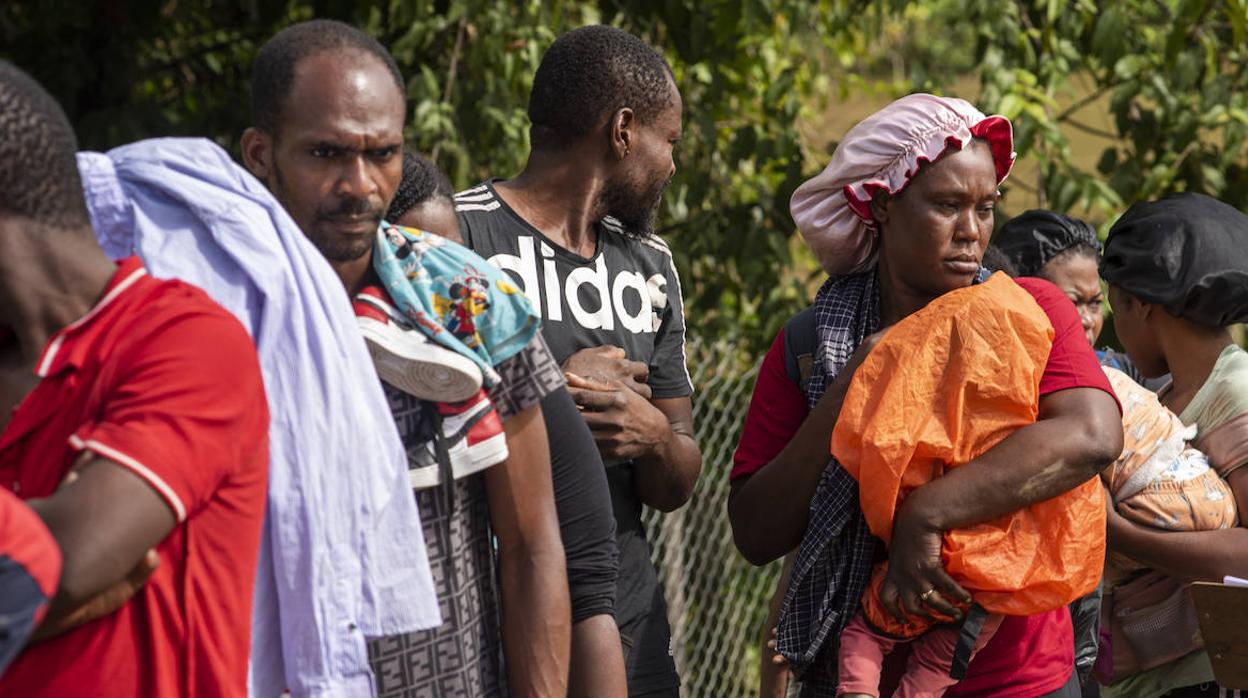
xmin=729 ymin=93 xmax=1124 ymax=697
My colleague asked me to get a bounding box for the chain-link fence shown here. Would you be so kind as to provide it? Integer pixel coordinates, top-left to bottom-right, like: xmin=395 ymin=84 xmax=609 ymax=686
xmin=642 ymin=336 xmax=788 ymax=698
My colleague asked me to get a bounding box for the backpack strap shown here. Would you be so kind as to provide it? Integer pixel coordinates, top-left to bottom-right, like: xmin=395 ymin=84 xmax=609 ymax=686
xmin=782 ymin=306 xmax=818 ymax=398
xmin=950 ymin=604 xmax=991 ymax=680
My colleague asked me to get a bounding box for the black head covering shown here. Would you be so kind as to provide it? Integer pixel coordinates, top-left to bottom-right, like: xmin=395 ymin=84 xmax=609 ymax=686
xmin=1101 ymin=192 xmax=1248 ymax=327
xmin=993 ymin=209 xmax=1101 ymax=277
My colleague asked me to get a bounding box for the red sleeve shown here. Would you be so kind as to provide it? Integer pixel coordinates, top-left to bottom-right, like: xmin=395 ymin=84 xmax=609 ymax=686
xmin=731 ymin=328 xmax=811 ymax=481
xmin=0 ymin=487 xmax=61 ymax=608
xmin=70 ymin=301 xmax=269 ymax=523
xmin=1015 ymin=277 xmax=1120 ymax=411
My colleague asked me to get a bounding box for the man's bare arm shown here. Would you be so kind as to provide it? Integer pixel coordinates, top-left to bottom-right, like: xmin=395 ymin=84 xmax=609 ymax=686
xmin=484 ymin=403 xmax=571 ymax=696
xmin=26 ymin=457 xmax=175 ymax=616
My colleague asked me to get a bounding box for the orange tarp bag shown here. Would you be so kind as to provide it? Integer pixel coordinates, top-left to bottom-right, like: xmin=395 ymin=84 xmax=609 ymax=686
xmin=832 ymin=273 xmax=1105 ymax=638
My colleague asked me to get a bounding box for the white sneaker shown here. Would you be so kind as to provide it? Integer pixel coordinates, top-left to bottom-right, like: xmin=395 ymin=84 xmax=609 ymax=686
xmin=354 ymin=286 xmax=482 ymax=402
xmin=406 ymin=389 xmax=509 ymax=490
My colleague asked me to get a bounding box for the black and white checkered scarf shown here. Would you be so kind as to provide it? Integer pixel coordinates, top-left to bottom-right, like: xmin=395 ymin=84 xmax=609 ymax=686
xmin=775 ymin=270 xmax=880 ymax=692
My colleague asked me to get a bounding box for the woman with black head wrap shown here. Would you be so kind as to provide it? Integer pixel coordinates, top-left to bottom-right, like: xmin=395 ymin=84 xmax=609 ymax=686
xmin=994 ymin=210 xmax=1157 ymax=388
xmin=1093 ymin=193 xmax=1248 ymax=697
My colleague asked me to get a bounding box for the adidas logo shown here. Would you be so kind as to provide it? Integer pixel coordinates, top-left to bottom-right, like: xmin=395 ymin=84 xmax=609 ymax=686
xmin=487 ymin=236 xmax=668 ymax=334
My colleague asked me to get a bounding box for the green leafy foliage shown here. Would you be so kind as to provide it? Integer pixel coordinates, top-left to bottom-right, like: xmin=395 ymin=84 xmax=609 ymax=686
xmin=965 ymin=0 xmax=1248 ymax=218
xmin=3 ymin=0 xmax=1246 ymax=352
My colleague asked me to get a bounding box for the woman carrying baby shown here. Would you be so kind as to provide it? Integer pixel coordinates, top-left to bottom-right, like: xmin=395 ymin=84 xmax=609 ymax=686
xmin=1093 ymin=193 xmax=1248 ymax=698
xmin=729 ymin=93 xmax=1125 ymax=697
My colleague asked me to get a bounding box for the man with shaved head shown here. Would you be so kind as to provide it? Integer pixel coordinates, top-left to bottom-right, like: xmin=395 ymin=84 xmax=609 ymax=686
xmin=241 ymin=20 xmax=613 ymax=696
xmin=0 ymin=59 xmax=269 ymax=697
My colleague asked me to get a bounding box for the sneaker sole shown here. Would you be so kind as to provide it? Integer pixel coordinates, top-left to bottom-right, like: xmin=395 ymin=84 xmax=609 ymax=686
xmin=358 ymin=318 xmax=483 ymax=402
xmin=440 ymin=402 xmax=510 ymax=477
xmin=455 ymin=430 xmax=509 ymax=479
xmin=406 ymin=432 xmax=509 ymax=489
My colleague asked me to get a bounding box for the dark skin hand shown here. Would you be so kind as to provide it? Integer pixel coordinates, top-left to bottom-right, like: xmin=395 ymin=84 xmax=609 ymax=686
xmin=30 ymin=549 xmax=159 ymax=643
xmin=565 ymin=373 xmax=699 ymax=511
xmin=563 ymin=346 xmax=700 ymax=512
xmin=563 ymin=346 xmax=651 ymax=399
xmin=759 ymin=551 xmax=796 ymax=698
xmin=727 ymin=331 xmax=886 ymax=565
xmin=565 ymin=374 xmax=668 ymax=462
xmin=878 ymin=387 xmax=1122 ymax=623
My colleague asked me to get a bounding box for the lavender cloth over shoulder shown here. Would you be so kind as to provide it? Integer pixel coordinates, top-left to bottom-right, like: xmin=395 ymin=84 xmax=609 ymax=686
xmin=77 ymin=138 xmax=441 ymax=698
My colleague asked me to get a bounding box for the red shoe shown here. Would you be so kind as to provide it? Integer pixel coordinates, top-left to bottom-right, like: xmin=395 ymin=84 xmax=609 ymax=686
xmin=354 ymin=286 xmax=482 ymax=402
xmin=407 ymin=389 xmax=509 ymax=489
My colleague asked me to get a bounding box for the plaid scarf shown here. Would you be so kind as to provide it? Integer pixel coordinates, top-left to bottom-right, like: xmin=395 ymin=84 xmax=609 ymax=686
xmin=776 ymin=270 xmax=880 ymax=691
xmin=778 ymin=268 xmax=989 ymax=695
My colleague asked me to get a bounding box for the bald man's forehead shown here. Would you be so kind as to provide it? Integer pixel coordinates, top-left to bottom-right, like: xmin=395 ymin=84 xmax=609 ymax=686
xmin=279 ymin=49 xmax=405 ymax=136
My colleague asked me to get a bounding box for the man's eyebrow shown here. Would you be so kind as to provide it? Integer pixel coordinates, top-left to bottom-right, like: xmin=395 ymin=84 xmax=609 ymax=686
xmin=300 ymin=138 xmax=402 ymax=151
xmin=305 ymin=139 xmax=350 ymax=150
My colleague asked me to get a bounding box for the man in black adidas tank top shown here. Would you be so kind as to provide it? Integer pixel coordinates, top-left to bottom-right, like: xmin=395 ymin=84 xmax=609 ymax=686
xmin=457 ymin=26 xmax=701 ymax=698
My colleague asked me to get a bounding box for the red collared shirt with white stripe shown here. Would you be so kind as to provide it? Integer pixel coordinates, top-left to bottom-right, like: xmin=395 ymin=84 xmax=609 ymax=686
xmin=0 ymin=256 xmax=269 ymax=697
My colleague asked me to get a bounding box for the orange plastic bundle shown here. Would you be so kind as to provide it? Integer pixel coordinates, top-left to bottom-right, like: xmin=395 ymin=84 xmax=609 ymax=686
xmin=832 ymin=273 xmax=1106 ymax=638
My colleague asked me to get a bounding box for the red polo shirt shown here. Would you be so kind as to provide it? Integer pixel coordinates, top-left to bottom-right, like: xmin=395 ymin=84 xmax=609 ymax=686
xmin=732 ymin=277 xmax=1119 ymax=696
xmin=0 ymin=257 xmax=269 ymax=697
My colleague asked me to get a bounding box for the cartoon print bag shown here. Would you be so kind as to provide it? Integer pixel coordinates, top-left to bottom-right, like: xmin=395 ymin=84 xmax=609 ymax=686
xmin=373 ymin=222 xmax=540 ymax=386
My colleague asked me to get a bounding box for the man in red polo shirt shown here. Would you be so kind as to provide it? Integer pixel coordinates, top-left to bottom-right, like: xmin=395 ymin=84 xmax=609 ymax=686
xmin=0 ymin=60 xmax=270 ymax=696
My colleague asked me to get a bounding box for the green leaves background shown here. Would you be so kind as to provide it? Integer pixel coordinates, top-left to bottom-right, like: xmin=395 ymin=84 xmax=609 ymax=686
xmin=5 ymin=0 xmax=1246 ymax=351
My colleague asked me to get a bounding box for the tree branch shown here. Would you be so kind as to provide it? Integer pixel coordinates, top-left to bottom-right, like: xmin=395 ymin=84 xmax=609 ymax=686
xmin=431 ymin=17 xmax=469 ymax=162
xmin=1064 ymin=117 xmax=1119 ymax=140
xmin=1055 ymin=84 xmax=1113 ymax=123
